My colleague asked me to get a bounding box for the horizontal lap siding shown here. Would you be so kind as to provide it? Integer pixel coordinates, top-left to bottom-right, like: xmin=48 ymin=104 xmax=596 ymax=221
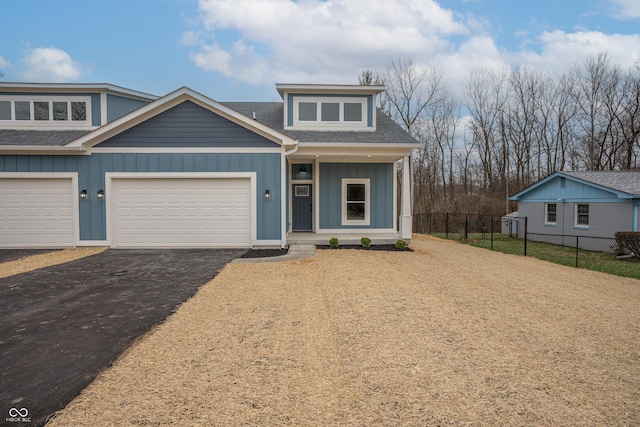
xmin=97 ymin=101 xmax=280 ymax=148
xmin=319 ymin=162 xmax=393 ymax=229
xmin=0 ymin=153 xmax=281 ymax=242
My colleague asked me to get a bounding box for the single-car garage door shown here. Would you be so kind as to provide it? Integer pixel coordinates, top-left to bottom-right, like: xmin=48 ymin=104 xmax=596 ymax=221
xmin=110 ymin=177 xmax=251 ymax=247
xmin=0 ymin=177 xmax=76 ymax=247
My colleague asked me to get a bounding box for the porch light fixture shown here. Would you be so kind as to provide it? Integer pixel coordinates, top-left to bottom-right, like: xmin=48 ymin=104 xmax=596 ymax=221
xmin=79 ymin=189 xmax=87 ymax=200
xmin=97 ymin=190 xmax=104 ymax=200
xmin=264 ymin=189 xmax=270 ymax=200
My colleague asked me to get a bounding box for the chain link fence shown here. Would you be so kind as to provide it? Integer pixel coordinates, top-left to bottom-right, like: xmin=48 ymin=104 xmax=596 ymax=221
xmin=413 ymin=213 xmax=640 ymax=280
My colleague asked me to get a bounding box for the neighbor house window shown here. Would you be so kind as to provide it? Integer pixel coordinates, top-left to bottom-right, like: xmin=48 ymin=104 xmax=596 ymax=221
xmin=575 ymin=203 xmax=589 ymax=227
xmin=342 ymin=178 xmax=370 ymax=226
xmin=0 ymin=96 xmax=90 ymax=126
xmin=293 ymin=97 xmax=367 ymax=128
xmin=545 ymin=203 xmax=557 ymax=225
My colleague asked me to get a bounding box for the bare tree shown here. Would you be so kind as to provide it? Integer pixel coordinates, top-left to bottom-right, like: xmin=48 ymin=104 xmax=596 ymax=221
xmin=384 ymin=57 xmax=443 ymax=137
xmin=465 ymin=67 xmax=509 ymax=193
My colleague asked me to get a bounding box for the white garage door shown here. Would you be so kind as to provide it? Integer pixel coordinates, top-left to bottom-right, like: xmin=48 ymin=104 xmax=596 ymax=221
xmin=111 ymin=178 xmax=251 ymax=247
xmin=0 ymin=177 xmax=76 ymax=247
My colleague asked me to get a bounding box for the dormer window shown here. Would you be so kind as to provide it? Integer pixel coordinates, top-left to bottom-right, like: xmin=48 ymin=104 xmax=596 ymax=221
xmin=292 ymin=97 xmax=368 ymax=129
xmin=0 ymin=96 xmax=91 ymax=128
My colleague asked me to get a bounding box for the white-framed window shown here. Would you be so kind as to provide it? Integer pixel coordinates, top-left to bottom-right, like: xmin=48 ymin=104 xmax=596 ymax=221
xmin=293 ymin=97 xmax=367 ymax=129
xmin=575 ymin=203 xmax=589 ymax=227
xmin=342 ymin=178 xmax=370 ymax=226
xmin=0 ymin=96 xmax=91 ymax=128
xmin=545 ymin=203 xmax=557 ymax=225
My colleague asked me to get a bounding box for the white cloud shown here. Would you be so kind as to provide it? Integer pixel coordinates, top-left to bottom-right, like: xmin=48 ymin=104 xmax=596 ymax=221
xmin=610 ymin=0 xmax=640 ymax=19
xmin=184 ymin=0 xmax=640 ymax=93
xmin=21 ymin=47 xmax=86 ymax=82
xmin=514 ymin=30 xmax=640 ymax=73
xmin=0 ymin=56 xmax=8 ymax=69
xmin=187 ymin=0 xmax=468 ymax=84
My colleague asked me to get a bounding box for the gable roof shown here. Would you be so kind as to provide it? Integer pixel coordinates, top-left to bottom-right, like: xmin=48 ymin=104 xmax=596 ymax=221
xmin=221 ymin=102 xmax=420 ymax=146
xmin=510 ymin=170 xmax=640 ymax=201
xmin=64 ymin=87 xmax=297 ymax=151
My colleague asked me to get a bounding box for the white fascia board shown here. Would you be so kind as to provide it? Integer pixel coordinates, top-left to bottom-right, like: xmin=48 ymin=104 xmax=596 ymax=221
xmin=276 ymin=83 xmax=385 ymax=99
xmin=300 ymin=142 xmax=422 ymax=149
xmin=67 ymin=87 xmax=296 ymax=149
xmin=0 ymin=82 xmax=158 ymax=101
xmin=89 ymin=147 xmax=284 ymax=154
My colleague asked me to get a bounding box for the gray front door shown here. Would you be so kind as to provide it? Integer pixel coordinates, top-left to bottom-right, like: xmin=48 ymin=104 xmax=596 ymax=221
xmin=292 ymin=184 xmax=312 ymax=231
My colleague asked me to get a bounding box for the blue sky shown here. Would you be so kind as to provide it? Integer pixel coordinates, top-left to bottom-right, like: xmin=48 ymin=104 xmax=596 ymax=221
xmin=1 ymin=0 xmax=639 ymax=101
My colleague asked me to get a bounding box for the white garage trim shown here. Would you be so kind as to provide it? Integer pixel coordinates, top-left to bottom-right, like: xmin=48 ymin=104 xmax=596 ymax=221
xmin=0 ymin=172 xmax=80 ymax=248
xmin=105 ymin=172 xmax=257 ymax=248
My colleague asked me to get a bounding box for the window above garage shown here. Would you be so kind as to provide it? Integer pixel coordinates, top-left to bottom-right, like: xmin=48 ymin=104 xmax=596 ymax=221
xmin=277 ymin=84 xmax=382 ymax=132
xmin=0 ymin=96 xmax=92 ymax=129
xmin=293 ymin=97 xmax=367 ymax=129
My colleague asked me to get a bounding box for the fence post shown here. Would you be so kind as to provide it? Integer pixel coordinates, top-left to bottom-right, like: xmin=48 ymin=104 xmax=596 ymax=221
xmin=524 ymin=217 xmax=528 ymax=256
xmin=575 ymin=236 xmax=579 ymax=268
xmin=445 ymin=213 xmax=449 ymax=239
xmin=465 ymin=214 xmax=469 ymax=243
xmin=490 ymin=216 xmax=494 ymax=251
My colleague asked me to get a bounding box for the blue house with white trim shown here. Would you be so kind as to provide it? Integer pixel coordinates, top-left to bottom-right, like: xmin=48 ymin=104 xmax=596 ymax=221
xmin=0 ymin=82 xmax=419 ymax=248
xmin=509 ymin=171 xmax=640 ymax=251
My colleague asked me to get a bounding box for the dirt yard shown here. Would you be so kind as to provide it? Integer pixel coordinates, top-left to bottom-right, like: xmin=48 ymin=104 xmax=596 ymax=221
xmin=44 ymin=235 xmax=639 ymax=426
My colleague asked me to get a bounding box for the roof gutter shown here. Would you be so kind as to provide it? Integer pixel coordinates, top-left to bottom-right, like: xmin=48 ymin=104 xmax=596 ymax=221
xmin=0 ymin=146 xmax=87 ymax=155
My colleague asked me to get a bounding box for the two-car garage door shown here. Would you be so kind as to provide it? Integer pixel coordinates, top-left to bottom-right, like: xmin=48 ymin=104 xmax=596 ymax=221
xmin=110 ymin=177 xmax=251 ymax=247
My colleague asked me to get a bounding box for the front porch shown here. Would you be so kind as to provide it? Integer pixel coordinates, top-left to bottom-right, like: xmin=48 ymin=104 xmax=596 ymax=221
xmin=286 ymin=232 xmax=404 ymax=246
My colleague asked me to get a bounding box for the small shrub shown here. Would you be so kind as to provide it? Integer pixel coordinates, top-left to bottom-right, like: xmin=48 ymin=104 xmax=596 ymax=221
xmin=360 ymin=237 xmax=372 ymax=248
xmin=395 ymin=239 xmax=408 ymax=250
xmin=615 ymin=231 xmax=640 ymax=260
xmin=329 ymin=237 xmax=340 ymax=249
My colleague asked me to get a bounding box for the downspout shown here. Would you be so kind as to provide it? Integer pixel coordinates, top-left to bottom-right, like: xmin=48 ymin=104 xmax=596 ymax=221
xmin=281 ymin=141 xmax=299 ymax=248
xmin=634 ymin=202 xmax=640 ymax=232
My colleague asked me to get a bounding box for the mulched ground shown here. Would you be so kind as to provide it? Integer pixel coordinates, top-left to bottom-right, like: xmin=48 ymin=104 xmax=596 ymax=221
xmin=316 ymin=244 xmax=413 ymax=251
xmin=47 ymin=235 xmax=640 ymax=426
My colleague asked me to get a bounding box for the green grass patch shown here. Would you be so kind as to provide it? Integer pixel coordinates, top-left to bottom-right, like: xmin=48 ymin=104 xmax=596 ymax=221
xmin=431 ymin=233 xmax=640 ymax=280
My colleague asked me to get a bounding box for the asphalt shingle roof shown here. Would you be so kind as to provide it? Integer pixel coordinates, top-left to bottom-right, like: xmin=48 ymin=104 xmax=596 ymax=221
xmin=221 ymin=102 xmax=419 ymax=144
xmin=0 ymin=130 xmax=90 ymax=146
xmin=562 ymin=170 xmax=640 ymax=195
xmin=0 ymin=102 xmax=419 ymax=147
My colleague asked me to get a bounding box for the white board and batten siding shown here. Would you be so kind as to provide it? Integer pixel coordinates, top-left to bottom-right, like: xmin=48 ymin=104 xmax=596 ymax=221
xmin=0 ymin=173 xmax=79 ymax=248
xmin=106 ymin=173 xmax=255 ymax=248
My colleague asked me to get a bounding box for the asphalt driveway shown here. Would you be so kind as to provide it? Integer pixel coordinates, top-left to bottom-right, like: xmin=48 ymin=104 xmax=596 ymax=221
xmin=0 ymin=248 xmax=246 ymax=427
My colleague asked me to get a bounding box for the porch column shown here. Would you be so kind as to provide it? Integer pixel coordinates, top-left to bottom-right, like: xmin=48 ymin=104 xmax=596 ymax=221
xmin=400 ymin=155 xmax=412 ymax=239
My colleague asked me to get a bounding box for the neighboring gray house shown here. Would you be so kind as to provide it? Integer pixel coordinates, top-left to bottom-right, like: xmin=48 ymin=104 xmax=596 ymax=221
xmin=0 ymin=82 xmax=420 ymax=248
xmin=509 ymin=170 xmax=640 ymax=251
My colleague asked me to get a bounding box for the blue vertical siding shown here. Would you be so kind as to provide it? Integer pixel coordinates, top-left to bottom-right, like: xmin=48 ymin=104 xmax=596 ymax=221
xmin=0 ymin=153 xmax=281 ymax=242
xmin=106 ymin=94 xmax=149 ymax=122
xmin=319 ymin=162 xmax=393 ymax=229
